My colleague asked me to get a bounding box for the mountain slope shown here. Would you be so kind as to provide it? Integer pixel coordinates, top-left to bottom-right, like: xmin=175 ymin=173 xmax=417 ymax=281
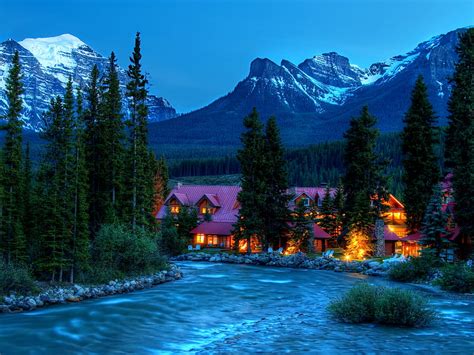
xmin=0 ymin=34 xmax=176 ymax=129
xmin=150 ymin=27 xmax=467 ymax=150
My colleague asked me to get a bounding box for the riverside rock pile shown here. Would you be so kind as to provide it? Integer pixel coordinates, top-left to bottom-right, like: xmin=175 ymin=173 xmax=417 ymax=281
xmin=0 ymin=265 xmax=182 ymax=313
xmin=173 ymin=252 xmax=392 ymax=276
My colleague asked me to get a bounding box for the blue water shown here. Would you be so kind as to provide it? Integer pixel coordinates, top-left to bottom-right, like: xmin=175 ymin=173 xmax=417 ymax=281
xmin=0 ymin=262 xmax=473 ymax=354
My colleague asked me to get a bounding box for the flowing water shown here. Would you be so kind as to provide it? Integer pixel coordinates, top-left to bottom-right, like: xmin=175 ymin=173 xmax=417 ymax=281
xmin=0 ymin=262 xmax=473 ymax=354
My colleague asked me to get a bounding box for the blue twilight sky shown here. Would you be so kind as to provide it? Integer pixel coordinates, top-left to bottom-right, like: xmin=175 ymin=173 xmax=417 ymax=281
xmin=1 ymin=0 xmax=472 ymax=113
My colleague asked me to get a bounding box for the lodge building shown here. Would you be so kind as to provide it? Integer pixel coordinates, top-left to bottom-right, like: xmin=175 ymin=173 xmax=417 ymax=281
xmin=156 ymin=184 xmax=421 ymax=256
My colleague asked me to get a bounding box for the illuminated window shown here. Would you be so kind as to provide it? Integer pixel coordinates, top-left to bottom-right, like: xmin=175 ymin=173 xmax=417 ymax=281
xmin=196 ymin=234 xmax=205 ymax=243
xmin=170 ymin=205 xmax=180 ymax=214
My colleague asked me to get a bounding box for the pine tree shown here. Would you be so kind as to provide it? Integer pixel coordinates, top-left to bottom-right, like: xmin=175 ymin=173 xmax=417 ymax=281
xmin=262 ymin=117 xmax=290 ymax=249
xmin=233 ymin=108 xmax=267 ymax=253
xmin=70 ymin=87 xmax=90 ymax=283
xmin=152 ymin=156 xmax=169 ymax=217
xmin=290 ymin=200 xmax=314 ymax=253
xmin=102 ymin=52 xmax=125 ymax=222
xmin=318 ymin=186 xmax=335 ymax=236
xmin=402 ymin=76 xmax=440 ymax=233
xmin=0 ymin=50 xmax=26 ymax=264
xmin=343 ymin=106 xmax=385 ymax=234
xmin=125 ymin=32 xmax=155 ymax=231
xmin=333 ymin=182 xmax=345 ymax=237
xmin=419 ymin=184 xmax=449 ymax=258
xmin=22 ymin=142 xmax=33 ymax=261
xmin=84 ymin=65 xmax=104 ymax=234
xmin=445 ymin=28 xmax=474 ymax=257
xmin=36 ymin=97 xmax=66 ymax=280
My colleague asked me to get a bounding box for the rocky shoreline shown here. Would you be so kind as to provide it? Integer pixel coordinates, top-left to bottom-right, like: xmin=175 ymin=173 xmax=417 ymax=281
xmin=0 ymin=264 xmax=182 ymax=314
xmin=173 ymin=252 xmax=392 ymax=276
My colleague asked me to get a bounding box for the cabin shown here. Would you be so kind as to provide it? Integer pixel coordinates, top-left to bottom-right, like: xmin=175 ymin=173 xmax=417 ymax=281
xmin=156 ymin=184 xmax=416 ymax=256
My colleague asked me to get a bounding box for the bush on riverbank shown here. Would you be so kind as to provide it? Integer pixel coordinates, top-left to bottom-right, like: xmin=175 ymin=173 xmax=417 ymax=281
xmin=328 ymin=283 xmax=436 ymax=327
xmin=87 ymin=224 xmax=167 ymax=283
xmin=0 ymin=261 xmax=38 ymax=296
xmin=388 ymin=255 xmax=439 ymax=282
xmin=435 ymin=263 xmax=474 ymax=293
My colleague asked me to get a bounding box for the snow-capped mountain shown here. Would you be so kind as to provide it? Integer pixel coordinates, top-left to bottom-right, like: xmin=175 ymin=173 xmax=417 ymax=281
xmin=0 ymin=34 xmax=176 ymax=130
xmin=151 ymin=27 xmax=467 ymax=147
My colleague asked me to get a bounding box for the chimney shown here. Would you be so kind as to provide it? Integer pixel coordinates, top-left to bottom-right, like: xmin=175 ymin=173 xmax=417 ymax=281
xmin=176 ymin=182 xmax=183 ymax=189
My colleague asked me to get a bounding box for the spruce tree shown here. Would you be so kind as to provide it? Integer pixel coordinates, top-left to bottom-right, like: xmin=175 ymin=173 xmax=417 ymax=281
xmin=84 ymin=65 xmax=104 ymax=234
xmin=22 ymin=142 xmax=33 ymax=260
xmin=290 ymin=200 xmax=314 ymax=253
xmin=402 ymin=75 xmax=440 ymax=233
xmin=152 ymin=156 xmax=169 ymax=217
xmin=125 ymin=32 xmax=155 ymax=231
xmin=318 ymin=186 xmax=335 ymax=236
xmin=419 ymin=184 xmax=449 ymax=258
xmin=233 ymin=108 xmax=267 ymax=253
xmin=262 ymin=117 xmax=290 ymax=249
xmin=445 ymin=28 xmax=474 ymax=257
xmin=36 ymin=97 xmax=66 ymax=280
xmin=102 ymin=52 xmax=125 ymax=221
xmin=343 ymin=106 xmax=384 ymax=234
xmin=1 ymin=50 xmax=26 ymax=263
xmin=70 ymin=87 xmax=90 ymax=282
xmin=333 ymin=182 xmax=345 ymax=237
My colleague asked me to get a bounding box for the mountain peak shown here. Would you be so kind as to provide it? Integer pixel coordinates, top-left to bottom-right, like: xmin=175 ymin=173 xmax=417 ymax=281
xmin=20 ymin=33 xmax=86 ymax=50
xmin=249 ymin=58 xmax=280 ymax=77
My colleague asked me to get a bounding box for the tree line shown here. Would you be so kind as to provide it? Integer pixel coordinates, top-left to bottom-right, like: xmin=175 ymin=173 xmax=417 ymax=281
xmin=0 ymin=33 xmax=169 ymax=283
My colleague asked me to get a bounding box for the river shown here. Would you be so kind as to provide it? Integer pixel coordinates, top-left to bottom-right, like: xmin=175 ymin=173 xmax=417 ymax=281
xmin=0 ymin=262 xmax=473 ymax=354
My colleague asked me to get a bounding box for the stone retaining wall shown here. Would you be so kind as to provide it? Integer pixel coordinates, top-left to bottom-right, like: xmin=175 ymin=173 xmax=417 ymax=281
xmin=173 ymin=252 xmax=391 ymax=275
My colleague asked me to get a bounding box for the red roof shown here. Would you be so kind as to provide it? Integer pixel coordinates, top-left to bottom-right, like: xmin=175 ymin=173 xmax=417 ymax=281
xmin=191 ymin=222 xmax=234 ymax=236
xmin=403 ymin=232 xmax=422 ymax=241
xmin=313 ymin=224 xmax=331 ymax=239
xmin=157 ymin=185 xmax=241 ymax=222
xmin=383 ymin=226 xmax=401 ymax=241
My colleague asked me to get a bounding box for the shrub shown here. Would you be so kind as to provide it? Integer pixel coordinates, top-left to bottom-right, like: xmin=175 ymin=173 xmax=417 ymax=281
xmin=0 ymin=260 xmax=38 ymax=296
xmin=328 ymin=283 xmax=436 ymax=327
xmin=327 ymin=282 xmax=379 ymax=323
xmin=388 ymin=255 xmax=439 ymax=282
xmin=87 ymin=224 xmax=167 ymax=283
xmin=374 ymin=287 xmax=436 ymax=327
xmin=436 ymin=263 xmax=474 ymax=293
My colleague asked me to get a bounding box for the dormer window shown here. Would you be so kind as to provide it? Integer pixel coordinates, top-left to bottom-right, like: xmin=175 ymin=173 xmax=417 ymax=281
xmin=302 ymin=197 xmax=310 ymax=207
xmin=170 ymin=205 xmax=180 ymax=214
xmin=197 ymin=194 xmax=220 ymax=216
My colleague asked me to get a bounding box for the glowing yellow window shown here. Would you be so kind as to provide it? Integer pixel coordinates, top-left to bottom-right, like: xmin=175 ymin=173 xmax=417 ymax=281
xmin=196 ymin=234 xmax=205 ymax=243
xmin=170 ymin=206 xmax=180 ymax=214
xmin=201 ymin=207 xmax=207 ymax=214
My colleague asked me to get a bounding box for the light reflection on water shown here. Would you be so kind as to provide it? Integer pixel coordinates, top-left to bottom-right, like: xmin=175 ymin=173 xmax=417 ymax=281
xmin=0 ymin=261 xmax=473 ymax=354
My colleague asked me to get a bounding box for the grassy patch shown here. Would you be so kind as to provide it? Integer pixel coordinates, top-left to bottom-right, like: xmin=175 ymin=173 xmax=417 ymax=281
xmin=388 ymin=256 xmax=439 ymax=282
xmin=328 ymin=283 xmax=436 ymax=327
xmin=0 ymin=261 xmax=39 ymax=296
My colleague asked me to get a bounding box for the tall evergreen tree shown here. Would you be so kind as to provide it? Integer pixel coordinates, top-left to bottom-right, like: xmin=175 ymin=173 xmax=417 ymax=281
xmin=22 ymin=142 xmax=33 ymax=260
xmin=84 ymin=65 xmax=105 ymax=234
xmin=36 ymin=97 xmax=66 ymax=280
xmin=70 ymin=87 xmax=90 ymax=283
xmin=0 ymin=51 xmax=26 ymax=263
xmin=290 ymin=200 xmax=314 ymax=253
xmin=419 ymin=184 xmax=449 ymax=258
xmin=402 ymin=75 xmax=440 ymax=233
xmin=445 ymin=28 xmax=474 ymax=257
xmin=333 ymin=182 xmax=345 ymax=236
xmin=233 ymin=108 xmax=267 ymax=253
xmin=343 ymin=106 xmax=384 ymax=233
xmin=262 ymin=117 xmax=290 ymax=249
xmin=102 ymin=52 xmax=125 ymax=221
xmin=318 ymin=186 xmax=335 ymax=236
xmin=125 ymin=32 xmax=156 ymax=231
xmin=152 ymin=156 xmax=169 ymax=217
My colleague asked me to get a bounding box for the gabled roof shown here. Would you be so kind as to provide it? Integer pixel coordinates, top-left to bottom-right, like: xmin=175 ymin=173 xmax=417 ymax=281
xmin=196 ymin=193 xmax=221 ymax=208
xmin=313 ymin=224 xmax=331 ymax=239
xmin=165 ymin=192 xmax=190 ymax=206
xmin=157 ymin=185 xmax=241 ymax=222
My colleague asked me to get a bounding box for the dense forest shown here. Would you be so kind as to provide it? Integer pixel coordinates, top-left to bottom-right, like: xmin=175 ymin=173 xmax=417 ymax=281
xmin=168 ymin=132 xmax=446 ymax=199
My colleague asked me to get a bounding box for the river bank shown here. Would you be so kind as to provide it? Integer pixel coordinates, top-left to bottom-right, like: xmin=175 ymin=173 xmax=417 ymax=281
xmin=0 ymin=264 xmax=182 ymax=314
xmin=172 ymin=251 xmax=392 ymax=276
